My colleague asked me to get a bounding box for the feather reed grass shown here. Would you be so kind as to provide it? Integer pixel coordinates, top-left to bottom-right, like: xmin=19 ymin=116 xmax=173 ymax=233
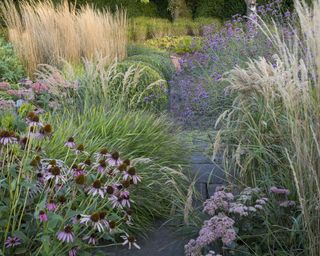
xmin=0 ymin=0 xmax=127 ymax=75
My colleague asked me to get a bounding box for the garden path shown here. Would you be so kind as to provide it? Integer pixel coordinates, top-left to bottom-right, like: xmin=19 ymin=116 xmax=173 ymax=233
xmin=106 ymin=135 xmax=224 ymax=256
xmin=105 ymin=58 xmax=225 ymax=256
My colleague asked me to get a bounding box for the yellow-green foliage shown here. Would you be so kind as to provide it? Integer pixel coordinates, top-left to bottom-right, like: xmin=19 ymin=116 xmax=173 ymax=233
xmin=129 ymin=16 xmax=221 ymax=42
xmin=145 ymin=36 xmax=203 ymax=54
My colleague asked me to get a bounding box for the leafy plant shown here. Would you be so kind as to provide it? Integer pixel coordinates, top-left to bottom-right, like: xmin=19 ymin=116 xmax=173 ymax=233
xmin=145 ymin=36 xmax=202 ymax=54
xmin=0 ymin=37 xmax=25 ymax=82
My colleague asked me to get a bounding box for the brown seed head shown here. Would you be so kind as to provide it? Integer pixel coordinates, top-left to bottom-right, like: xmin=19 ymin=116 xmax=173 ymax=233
xmin=93 ymin=180 xmax=101 ymax=189
xmin=128 ymin=167 xmax=136 ymax=176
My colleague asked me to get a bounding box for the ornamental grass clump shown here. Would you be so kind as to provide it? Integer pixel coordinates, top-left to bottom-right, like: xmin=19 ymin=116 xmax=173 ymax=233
xmin=0 ymin=0 xmax=128 ymax=75
xmin=0 ymin=110 xmax=153 ymax=255
xmin=214 ymin=0 xmax=320 ymax=254
xmin=35 ymin=57 xmax=168 ymax=112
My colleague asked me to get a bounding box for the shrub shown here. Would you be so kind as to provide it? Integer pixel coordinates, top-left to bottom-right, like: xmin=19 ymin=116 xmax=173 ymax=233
xmin=127 ymin=44 xmax=169 ymax=57
xmin=0 ymin=37 xmax=25 ymax=82
xmin=127 ymin=54 xmax=175 ymax=80
xmin=0 ymin=0 xmax=128 ymax=75
xmin=129 ymin=16 xmax=221 ymax=42
xmin=214 ymin=0 xmax=320 ymax=254
xmin=75 ymin=0 xmax=159 ymax=17
xmin=145 ymin=36 xmax=203 ymax=54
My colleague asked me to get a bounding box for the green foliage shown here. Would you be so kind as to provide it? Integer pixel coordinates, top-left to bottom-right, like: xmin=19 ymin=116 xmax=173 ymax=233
xmin=0 ymin=37 xmax=25 ymax=83
xmin=44 ymin=106 xmax=189 ymax=230
xmin=145 ymin=36 xmax=202 ymax=54
xmin=48 ymin=0 xmax=159 ymax=17
xmin=195 ymin=0 xmax=246 ymax=19
xmin=127 ymin=54 xmax=175 ymax=80
xmin=127 ymin=43 xmax=169 ymax=57
xmin=129 ymin=17 xmax=221 ymax=42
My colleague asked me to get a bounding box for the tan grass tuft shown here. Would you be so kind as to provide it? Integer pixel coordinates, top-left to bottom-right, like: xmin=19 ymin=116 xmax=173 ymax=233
xmin=0 ymin=0 xmax=128 ymax=75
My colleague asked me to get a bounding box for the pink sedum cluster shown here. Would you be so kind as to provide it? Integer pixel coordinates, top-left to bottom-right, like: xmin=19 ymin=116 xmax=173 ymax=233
xmin=203 ymin=189 xmax=234 ymax=216
xmin=185 ymin=186 xmax=270 ymax=255
xmin=185 ymin=214 xmax=236 ymax=256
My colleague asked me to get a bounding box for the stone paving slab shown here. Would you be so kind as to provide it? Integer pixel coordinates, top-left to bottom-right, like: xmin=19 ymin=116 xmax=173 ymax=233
xmin=192 ymin=163 xmax=225 ymax=184
xmin=105 ymin=221 xmax=186 ymax=256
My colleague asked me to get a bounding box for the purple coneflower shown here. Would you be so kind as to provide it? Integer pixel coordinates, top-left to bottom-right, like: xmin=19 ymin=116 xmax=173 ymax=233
xmin=38 ymin=124 xmax=53 ymax=138
xmin=39 ymin=210 xmax=48 ymax=222
xmin=26 ymin=112 xmax=43 ymax=127
xmin=80 ymin=212 xmax=109 ymax=232
xmin=72 ymin=214 xmax=82 ymax=224
xmin=72 ymin=165 xmax=86 ymax=177
xmin=74 ymin=144 xmax=86 ymax=155
xmin=83 ymin=233 xmax=98 ymax=245
xmin=45 ymin=166 xmax=66 ymax=184
xmin=65 ymin=137 xmax=76 ymax=149
xmin=0 ymin=130 xmax=18 ymax=145
xmin=68 ymin=247 xmax=78 ymax=256
xmin=121 ymin=234 xmax=140 ymax=250
xmin=107 ymin=151 xmax=122 ymax=167
xmin=123 ymin=167 xmax=141 ymax=184
xmin=124 ymin=209 xmax=133 ymax=225
xmin=4 ymin=236 xmax=21 ymax=248
xmin=94 ymin=148 xmax=110 ymax=161
xmin=120 ymin=190 xmax=132 ymax=208
xmin=47 ymin=201 xmax=57 ymax=212
xmin=87 ymin=180 xmax=106 ymax=198
xmin=109 ymin=195 xmax=123 ymax=209
xmin=96 ymin=160 xmax=108 ymax=173
xmin=108 ymin=220 xmax=117 ymax=232
xmin=57 ymin=225 xmax=74 ymax=243
xmin=79 ymin=159 xmax=91 ymax=168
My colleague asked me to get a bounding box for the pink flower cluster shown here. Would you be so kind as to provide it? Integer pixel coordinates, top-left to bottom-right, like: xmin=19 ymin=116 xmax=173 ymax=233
xmin=203 ymin=189 xmax=234 ymax=216
xmin=270 ymin=186 xmax=296 ymax=208
xmin=185 ymin=214 xmax=236 ymax=256
xmin=186 ymin=186 xmax=270 ymax=255
xmin=0 ymin=100 xmax=15 ymax=110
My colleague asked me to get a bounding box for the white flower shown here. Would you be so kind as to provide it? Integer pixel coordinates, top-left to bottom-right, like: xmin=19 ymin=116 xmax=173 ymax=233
xmin=123 ymin=167 xmax=141 ymax=184
xmin=44 ymin=166 xmax=67 ymax=184
xmin=87 ymin=180 xmax=106 ymax=198
xmin=121 ymin=234 xmax=140 ymax=250
xmin=80 ymin=212 xmax=109 ymax=232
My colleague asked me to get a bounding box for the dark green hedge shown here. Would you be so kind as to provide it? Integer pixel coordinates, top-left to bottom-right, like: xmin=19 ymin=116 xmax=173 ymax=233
xmin=194 ymin=0 xmax=294 ymax=19
xmin=18 ymin=0 xmax=159 ymax=17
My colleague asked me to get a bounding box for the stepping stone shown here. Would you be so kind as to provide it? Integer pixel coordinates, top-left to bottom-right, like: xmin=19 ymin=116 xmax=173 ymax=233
xmin=190 ymin=152 xmax=212 ymax=164
xmin=192 ymin=163 xmax=225 ymax=184
xmin=105 ymin=221 xmax=186 ymax=256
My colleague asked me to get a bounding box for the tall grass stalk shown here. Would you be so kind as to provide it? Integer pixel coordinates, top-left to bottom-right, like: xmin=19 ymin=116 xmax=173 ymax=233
xmin=215 ymin=0 xmax=320 ymax=254
xmin=0 ymin=0 xmax=128 ymax=75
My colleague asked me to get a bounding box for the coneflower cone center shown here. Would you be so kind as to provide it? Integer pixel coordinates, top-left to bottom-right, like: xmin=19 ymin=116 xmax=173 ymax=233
xmin=93 ymin=180 xmax=101 ymax=189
